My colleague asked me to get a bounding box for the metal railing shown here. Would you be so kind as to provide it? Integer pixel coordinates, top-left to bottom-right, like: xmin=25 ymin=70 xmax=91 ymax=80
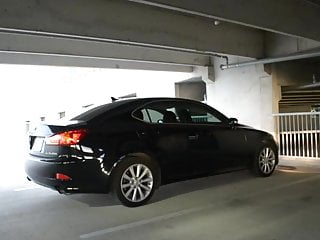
xmin=273 ymin=112 xmax=320 ymax=159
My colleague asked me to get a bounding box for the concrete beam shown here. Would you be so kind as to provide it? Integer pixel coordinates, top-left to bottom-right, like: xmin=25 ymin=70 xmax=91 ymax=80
xmin=0 ymin=32 xmax=207 ymax=70
xmin=131 ymin=0 xmax=320 ymax=42
xmin=0 ymin=52 xmax=193 ymax=72
xmin=265 ymin=33 xmax=320 ymax=57
xmin=0 ymin=0 xmax=264 ymax=59
xmin=192 ymin=66 xmax=215 ymax=83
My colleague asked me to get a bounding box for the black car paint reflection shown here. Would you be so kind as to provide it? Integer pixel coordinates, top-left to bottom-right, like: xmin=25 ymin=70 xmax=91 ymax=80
xmin=25 ymin=98 xmax=278 ymax=207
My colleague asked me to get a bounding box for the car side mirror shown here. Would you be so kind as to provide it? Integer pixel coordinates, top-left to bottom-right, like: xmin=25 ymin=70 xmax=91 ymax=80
xmin=228 ymin=118 xmax=238 ymax=126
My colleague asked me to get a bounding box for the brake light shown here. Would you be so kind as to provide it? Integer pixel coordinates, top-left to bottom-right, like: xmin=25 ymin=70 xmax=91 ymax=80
xmin=45 ymin=129 xmax=87 ymax=146
xmin=56 ymin=173 xmax=72 ymax=181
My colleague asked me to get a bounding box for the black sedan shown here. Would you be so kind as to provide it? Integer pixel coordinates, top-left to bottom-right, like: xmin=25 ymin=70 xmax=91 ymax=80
xmin=25 ymin=97 xmax=278 ymax=207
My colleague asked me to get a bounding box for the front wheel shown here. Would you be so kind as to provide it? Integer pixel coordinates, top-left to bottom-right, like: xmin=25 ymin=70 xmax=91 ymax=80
xmin=252 ymin=145 xmax=277 ymax=177
xmin=112 ymin=157 xmax=158 ymax=207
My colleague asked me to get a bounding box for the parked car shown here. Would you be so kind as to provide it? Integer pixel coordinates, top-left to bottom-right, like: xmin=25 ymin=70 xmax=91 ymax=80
xmin=25 ymin=97 xmax=278 ymax=207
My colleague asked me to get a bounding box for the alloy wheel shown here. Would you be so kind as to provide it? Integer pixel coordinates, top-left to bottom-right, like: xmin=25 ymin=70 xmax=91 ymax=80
xmin=258 ymin=147 xmax=276 ymax=174
xmin=120 ymin=164 xmax=154 ymax=203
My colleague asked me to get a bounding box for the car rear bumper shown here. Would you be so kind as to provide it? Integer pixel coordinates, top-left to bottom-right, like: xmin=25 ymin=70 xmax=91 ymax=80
xmin=25 ymin=154 xmax=110 ymax=193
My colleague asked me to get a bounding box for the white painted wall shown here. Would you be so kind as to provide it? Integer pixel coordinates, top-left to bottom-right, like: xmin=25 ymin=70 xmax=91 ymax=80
xmin=205 ymin=57 xmax=274 ymax=133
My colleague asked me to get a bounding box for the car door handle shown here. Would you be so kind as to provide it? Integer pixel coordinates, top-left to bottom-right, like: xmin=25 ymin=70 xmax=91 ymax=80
xmin=188 ymin=134 xmax=199 ymax=140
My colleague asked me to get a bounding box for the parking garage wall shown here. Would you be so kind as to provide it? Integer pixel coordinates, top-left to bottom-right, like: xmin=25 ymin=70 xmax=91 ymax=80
xmin=206 ymin=56 xmax=275 ymax=134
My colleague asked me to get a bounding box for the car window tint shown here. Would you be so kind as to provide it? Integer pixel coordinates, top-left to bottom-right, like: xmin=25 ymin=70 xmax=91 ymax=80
xmin=189 ymin=110 xmax=221 ymax=123
xmin=133 ymin=100 xmax=225 ymax=125
xmin=132 ymin=109 xmax=150 ymax=122
xmin=175 ymin=102 xmax=224 ymax=124
xmin=133 ymin=101 xmax=179 ymax=124
xmin=146 ymin=109 xmax=164 ymax=123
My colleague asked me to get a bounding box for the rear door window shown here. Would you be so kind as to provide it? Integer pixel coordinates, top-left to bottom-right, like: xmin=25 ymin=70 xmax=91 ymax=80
xmin=147 ymin=109 xmax=164 ymax=123
xmin=132 ymin=101 xmax=178 ymax=124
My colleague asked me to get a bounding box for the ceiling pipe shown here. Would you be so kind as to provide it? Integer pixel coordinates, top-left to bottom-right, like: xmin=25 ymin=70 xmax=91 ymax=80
xmin=220 ymin=50 xmax=320 ymax=70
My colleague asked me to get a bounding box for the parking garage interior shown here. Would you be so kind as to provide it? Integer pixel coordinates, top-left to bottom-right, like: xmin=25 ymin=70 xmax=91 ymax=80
xmin=1 ymin=0 xmax=320 ymax=239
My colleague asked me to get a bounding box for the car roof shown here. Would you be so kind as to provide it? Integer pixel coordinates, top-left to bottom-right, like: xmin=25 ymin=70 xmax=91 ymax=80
xmin=71 ymin=97 xmax=204 ymax=122
xmin=115 ymin=97 xmax=198 ymax=103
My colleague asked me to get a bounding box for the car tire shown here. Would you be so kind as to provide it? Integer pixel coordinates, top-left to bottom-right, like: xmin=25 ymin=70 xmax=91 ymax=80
xmin=251 ymin=144 xmax=277 ymax=177
xmin=112 ymin=156 xmax=159 ymax=207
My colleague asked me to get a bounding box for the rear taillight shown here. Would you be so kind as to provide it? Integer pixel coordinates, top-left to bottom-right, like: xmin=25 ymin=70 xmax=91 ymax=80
xmin=45 ymin=129 xmax=87 ymax=146
xmin=56 ymin=173 xmax=72 ymax=181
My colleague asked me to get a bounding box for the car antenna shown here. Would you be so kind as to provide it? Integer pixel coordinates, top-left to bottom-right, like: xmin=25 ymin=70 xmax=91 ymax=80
xmin=111 ymin=97 xmax=118 ymax=102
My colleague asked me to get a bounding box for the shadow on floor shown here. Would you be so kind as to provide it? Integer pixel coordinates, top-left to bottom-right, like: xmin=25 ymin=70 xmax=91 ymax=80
xmin=151 ymin=169 xmax=256 ymax=203
xmin=67 ymin=192 xmax=119 ymax=207
xmin=67 ymin=169 xmax=270 ymax=207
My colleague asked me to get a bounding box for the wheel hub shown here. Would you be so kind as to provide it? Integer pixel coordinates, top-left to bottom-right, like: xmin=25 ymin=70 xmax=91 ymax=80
xmin=131 ymin=178 xmax=140 ymax=187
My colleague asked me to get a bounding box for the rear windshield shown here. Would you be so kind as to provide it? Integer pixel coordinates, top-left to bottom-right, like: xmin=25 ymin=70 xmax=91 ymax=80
xmin=70 ymin=100 xmax=132 ymax=122
xmin=70 ymin=104 xmax=109 ymax=121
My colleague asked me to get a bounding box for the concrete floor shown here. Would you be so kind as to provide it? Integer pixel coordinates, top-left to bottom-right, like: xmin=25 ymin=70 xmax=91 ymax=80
xmin=1 ymin=169 xmax=320 ymax=240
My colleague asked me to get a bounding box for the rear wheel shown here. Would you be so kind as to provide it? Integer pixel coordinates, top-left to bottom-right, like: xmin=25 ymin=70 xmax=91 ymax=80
xmin=112 ymin=157 xmax=158 ymax=207
xmin=252 ymin=145 xmax=277 ymax=177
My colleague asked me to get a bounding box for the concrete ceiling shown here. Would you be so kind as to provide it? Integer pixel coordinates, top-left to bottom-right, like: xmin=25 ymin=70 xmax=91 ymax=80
xmin=0 ymin=0 xmax=320 ymax=70
xmin=130 ymin=0 xmax=320 ymax=42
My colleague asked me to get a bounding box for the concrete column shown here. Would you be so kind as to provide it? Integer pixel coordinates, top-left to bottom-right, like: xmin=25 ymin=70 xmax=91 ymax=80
xmin=202 ymin=56 xmax=276 ymax=134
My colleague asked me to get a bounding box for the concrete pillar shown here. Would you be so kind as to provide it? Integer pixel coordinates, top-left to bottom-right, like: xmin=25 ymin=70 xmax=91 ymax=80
xmin=199 ymin=56 xmax=276 ymax=134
